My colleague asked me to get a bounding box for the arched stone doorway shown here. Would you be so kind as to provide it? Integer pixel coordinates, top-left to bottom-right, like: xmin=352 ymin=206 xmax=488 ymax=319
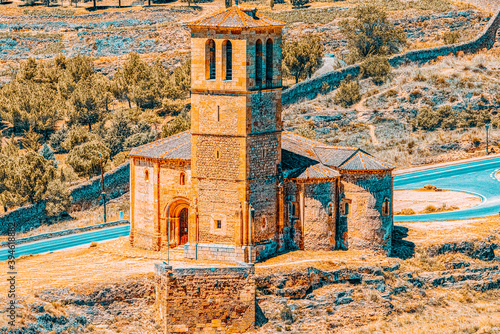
xmin=165 ymin=199 xmax=190 ymax=247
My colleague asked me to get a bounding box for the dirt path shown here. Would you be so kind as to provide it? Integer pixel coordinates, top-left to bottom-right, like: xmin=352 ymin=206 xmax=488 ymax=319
xmin=353 ymin=90 xmax=384 ymax=146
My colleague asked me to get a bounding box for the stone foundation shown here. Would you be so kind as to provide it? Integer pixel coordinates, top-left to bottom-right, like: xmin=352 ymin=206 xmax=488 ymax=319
xmin=155 ymin=263 xmax=255 ymax=333
xmin=184 ymin=243 xmax=248 ymax=262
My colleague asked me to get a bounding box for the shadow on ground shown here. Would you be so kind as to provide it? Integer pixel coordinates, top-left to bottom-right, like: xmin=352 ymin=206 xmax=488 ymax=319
xmin=391 ymin=225 xmax=415 ymax=260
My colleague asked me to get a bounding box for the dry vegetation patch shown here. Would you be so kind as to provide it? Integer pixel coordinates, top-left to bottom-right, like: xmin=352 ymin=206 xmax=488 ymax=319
xmin=394 ymin=189 xmax=481 ymax=214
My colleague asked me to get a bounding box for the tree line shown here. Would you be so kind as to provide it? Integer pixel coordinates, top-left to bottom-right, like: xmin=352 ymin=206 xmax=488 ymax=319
xmin=0 ymin=52 xmax=190 ymax=214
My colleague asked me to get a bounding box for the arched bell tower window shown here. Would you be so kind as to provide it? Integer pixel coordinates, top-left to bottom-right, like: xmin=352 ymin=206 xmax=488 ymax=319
xmin=265 ymin=39 xmax=273 ymax=87
xmin=206 ymin=39 xmax=216 ymax=80
xmin=223 ymin=40 xmax=232 ymax=81
xmin=255 ymin=39 xmax=263 ymax=87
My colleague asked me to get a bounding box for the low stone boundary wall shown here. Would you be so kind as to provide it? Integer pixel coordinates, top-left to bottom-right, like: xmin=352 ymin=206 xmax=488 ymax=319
xmin=0 ymin=219 xmax=129 ymax=247
xmin=281 ymin=8 xmax=500 ymax=106
xmin=70 ymin=162 xmax=130 ymax=211
xmin=155 ymin=263 xmax=255 ymax=333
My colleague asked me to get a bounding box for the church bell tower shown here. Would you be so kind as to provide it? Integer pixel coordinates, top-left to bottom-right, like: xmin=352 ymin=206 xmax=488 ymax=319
xmin=187 ymin=7 xmax=285 ymax=262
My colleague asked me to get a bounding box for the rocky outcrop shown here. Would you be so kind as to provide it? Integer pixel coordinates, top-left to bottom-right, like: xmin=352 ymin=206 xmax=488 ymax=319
xmin=423 ymin=240 xmax=498 ymax=261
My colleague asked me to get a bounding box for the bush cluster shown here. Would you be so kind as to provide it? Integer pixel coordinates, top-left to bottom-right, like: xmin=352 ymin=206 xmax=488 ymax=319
xmin=334 ymin=79 xmax=361 ymax=108
xmin=416 ymin=105 xmax=491 ymax=131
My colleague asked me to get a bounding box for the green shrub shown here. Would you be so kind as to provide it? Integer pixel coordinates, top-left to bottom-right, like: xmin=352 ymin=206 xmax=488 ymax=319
xmin=334 ymin=80 xmax=361 ymax=108
xmin=294 ymin=121 xmax=315 ymax=139
xmin=280 ymin=305 xmax=294 ymax=324
xmin=416 ymin=106 xmax=439 ymax=130
xmin=112 ymin=151 xmax=130 ymax=166
xmin=443 ymin=31 xmax=460 ymax=45
xmin=291 ymin=0 xmax=308 ymax=7
xmin=162 ymin=113 xmax=190 ymax=138
xmin=49 ymin=126 xmax=69 ymax=153
xmin=359 ymin=56 xmax=391 ymax=84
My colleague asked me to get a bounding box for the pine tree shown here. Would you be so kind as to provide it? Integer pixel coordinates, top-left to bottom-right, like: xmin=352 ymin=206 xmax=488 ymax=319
xmin=39 ymin=143 xmax=55 ymax=161
xmin=339 ymin=5 xmax=406 ymax=62
xmin=69 ymin=76 xmax=103 ymax=131
xmin=61 ymin=126 xmax=99 ymax=152
xmin=43 ymin=179 xmax=72 ymax=217
xmin=49 ymin=125 xmax=69 ymax=153
xmin=66 ymin=140 xmax=110 ymax=178
xmin=21 ymin=128 xmax=42 ymax=152
xmin=283 ymin=33 xmax=324 ymax=83
xmin=104 ymin=111 xmax=133 ymax=157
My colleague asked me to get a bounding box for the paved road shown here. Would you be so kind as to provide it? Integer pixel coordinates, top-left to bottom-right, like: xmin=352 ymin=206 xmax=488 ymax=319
xmin=0 ymin=225 xmax=130 ymax=261
xmin=394 ymin=157 xmax=500 ymax=222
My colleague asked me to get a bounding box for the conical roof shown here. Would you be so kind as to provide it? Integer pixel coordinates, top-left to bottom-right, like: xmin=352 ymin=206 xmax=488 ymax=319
xmin=188 ymin=6 xmax=285 ymax=29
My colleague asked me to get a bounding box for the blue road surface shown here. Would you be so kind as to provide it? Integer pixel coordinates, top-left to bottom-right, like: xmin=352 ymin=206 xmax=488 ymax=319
xmin=0 ymin=224 xmax=130 ymax=261
xmin=394 ymin=157 xmax=500 ymax=222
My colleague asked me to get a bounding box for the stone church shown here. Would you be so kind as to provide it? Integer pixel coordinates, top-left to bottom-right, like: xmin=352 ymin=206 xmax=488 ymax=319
xmin=129 ymin=6 xmax=395 ymax=263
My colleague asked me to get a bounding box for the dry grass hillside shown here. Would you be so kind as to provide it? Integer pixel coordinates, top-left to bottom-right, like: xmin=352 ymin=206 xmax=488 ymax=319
xmin=285 ymin=47 xmax=500 ymax=167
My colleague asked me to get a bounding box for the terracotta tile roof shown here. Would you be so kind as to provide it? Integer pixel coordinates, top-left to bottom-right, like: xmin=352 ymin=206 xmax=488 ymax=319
xmin=281 ymin=131 xmax=394 ymax=172
xmin=188 ymin=7 xmax=285 ymax=29
xmin=295 ymin=163 xmax=340 ymax=180
xmin=129 ymin=131 xmax=191 ymax=160
xmin=129 ymin=130 xmax=394 ymax=172
xmin=339 ymin=150 xmax=395 ymax=171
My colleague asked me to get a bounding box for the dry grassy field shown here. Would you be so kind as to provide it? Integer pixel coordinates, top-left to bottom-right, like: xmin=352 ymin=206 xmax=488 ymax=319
xmin=1 ymin=214 xmax=500 ymax=333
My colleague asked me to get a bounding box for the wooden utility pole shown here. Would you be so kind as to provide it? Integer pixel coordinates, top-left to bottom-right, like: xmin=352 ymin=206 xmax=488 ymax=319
xmin=99 ymin=153 xmax=107 ymax=222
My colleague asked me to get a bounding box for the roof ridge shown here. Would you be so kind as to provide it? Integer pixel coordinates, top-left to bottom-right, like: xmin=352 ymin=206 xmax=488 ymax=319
xmin=358 ymin=150 xmax=395 ymax=168
xmin=220 ymin=7 xmax=235 ymax=27
xmin=311 ymin=164 xmax=328 ymax=177
xmin=256 ymin=12 xmax=286 ymax=26
xmin=130 ymin=130 xmax=189 ymax=156
xmin=337 ymin=149 xmax=361 ymax=169
xmin=236 ymin=7 xmax=248 ymax=27
xmin=188 ymin=7 xmax=228 ymax=26
xmin=359 ymin=152 xmax=367 ymax=170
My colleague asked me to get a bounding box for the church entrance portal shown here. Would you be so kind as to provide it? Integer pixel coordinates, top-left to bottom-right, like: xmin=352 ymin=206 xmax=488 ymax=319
xmin=165 ymin=199 xmax=189 ymax=248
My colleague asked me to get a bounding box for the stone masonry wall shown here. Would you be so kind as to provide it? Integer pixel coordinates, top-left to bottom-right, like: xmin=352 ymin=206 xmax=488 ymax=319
xmin=281 ymin=8 xmax=500 ymax=106
xmin=130 ymin=158 xmax=157 ymax=250
xmin=303 ymin=181 xmax=337 ymax=251
xmin=155 ymin=263 xmax=255 ymax=333
xmin=341 ymin=172 xmax=393 ymax=255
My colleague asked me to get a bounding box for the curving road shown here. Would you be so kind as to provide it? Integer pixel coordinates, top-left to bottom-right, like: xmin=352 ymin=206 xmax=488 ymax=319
xmin=0 ymin=224 xmax=130 ymax=261
xmin=394 ymin=157 xmax=500 ymax=222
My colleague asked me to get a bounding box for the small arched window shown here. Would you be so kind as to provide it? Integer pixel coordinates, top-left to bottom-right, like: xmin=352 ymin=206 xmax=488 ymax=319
xmin=145 ymin=170 xmax=149 ymax=182
xmin=223 ymin=40 xmax=232 ymax=81
xmin=255 ymin=39 xmax=263 ymax=86
xmin=327 ymin=202 xmax=334 ymax=217
xmin=341 ymin=198 xmax=351 ymax=216
xmin=262 ymin=216 xmax=267 ymax=229
xmin=180 ymin=172 xmax=186 ymax=185
xmin=382 ymin=197 xmax=390 ymax=216
xmin=265 ymin=39 xmax=273 ymax=87
xmin=206 ymin=39 xmax=216 ymax=80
